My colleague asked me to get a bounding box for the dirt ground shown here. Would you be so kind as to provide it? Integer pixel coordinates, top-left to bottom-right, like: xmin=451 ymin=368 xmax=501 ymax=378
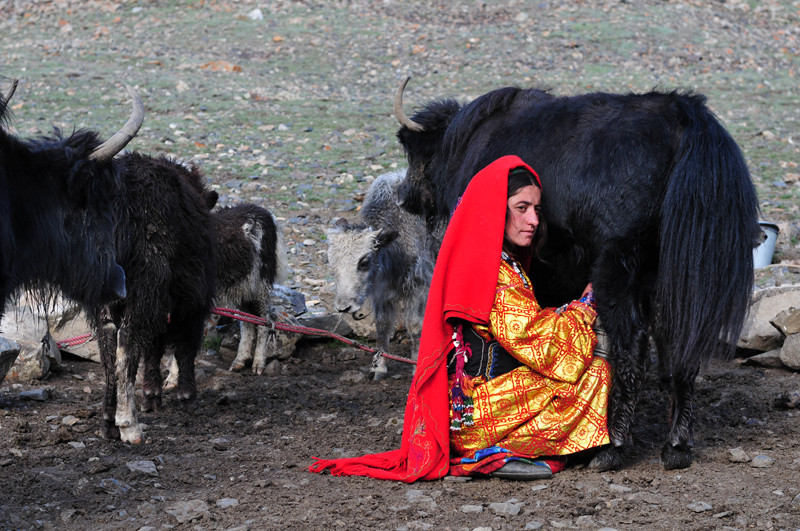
xmin=0 ymin=0 xmax=800 ymax=530
xmin=0 ymin=336 xmax=799 ymax=530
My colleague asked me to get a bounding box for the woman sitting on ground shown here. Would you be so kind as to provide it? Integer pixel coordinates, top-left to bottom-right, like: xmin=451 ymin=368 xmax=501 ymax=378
xmin=310 ymin=155 xmax=611 ymax=481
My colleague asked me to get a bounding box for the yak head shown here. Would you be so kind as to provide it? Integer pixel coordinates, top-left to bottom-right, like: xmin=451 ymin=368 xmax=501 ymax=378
xmin=393 ymin=77 xmax=461 ymax=221
xmin=1 ymin=84 xmax=144 ymax=311
xmin=325 ymin=218 xmax=398 ymax=319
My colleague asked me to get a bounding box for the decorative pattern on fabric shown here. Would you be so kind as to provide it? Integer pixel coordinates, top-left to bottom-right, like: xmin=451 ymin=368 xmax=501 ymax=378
xmin=449 ymin=257 xmax=611 ymax=466
xmin=449 ymin=323 xmax=475 ymax=431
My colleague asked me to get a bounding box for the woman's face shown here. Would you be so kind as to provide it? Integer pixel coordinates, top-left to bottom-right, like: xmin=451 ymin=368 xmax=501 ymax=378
xmin=504 ymin=184 xmax=542 ymax=249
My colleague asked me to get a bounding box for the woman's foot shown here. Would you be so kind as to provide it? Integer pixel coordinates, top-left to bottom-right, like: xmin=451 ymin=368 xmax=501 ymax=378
xmin=490 ymin=459 xmax=552 ymax=480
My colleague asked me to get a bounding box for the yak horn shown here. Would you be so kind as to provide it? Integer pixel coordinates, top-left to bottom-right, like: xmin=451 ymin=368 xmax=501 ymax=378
xmin=4 ymin=79 xmax=18 ymax=104
xmin=89 ymin=84 xmax=145 ymax=162
xmin=393 ymin=76 xmax=425 ymax=132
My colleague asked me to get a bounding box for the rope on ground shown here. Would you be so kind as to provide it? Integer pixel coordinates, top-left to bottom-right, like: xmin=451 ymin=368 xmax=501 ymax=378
xmin=56 ymin=333 xmax=94 ymax=350
xmin=212 ymin=307 xmax=416 ymax=365
xmin=53 ymin=308 xmax=417 ymax=366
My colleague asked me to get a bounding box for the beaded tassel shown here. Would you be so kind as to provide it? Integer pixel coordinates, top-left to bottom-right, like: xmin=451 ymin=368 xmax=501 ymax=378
xmin=450 ymin=324 xmax=474 ymax=431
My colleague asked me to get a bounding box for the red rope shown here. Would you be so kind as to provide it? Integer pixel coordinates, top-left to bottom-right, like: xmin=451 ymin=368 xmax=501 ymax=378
xmin=56 ymin=333 xmax=94 ymax=349
xmin=214 ymin=307 xmax=416 ymax=365
xmin=53 ymin=308 xmax=417 ymax=366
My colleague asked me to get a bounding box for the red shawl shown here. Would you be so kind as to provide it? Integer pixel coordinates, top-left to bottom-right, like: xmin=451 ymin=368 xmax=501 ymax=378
xmin=309 ymin=155 xmax=540 ymax=481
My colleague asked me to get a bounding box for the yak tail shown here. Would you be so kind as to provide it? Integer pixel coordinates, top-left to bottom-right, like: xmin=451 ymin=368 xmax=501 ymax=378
xmin=657 ymin=95 xmax=759 ymax=375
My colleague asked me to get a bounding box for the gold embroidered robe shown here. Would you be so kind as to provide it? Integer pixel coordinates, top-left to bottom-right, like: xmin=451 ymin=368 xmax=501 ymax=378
xmin=450 ymin=259 xmax=612 ymax=460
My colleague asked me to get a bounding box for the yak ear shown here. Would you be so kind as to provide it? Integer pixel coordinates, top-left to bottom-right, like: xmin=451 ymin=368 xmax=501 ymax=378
xmin=204 ymin=190 xmax=219 ymax=210
xmin=332 ymin=217 xmax=350 ymax=230
xmin=375 ymin=228 xmax=398 ymax=249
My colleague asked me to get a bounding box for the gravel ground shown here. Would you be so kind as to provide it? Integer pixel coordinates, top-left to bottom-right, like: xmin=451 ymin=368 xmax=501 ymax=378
xmin=0 ymin=1 xmax=799 ymax=529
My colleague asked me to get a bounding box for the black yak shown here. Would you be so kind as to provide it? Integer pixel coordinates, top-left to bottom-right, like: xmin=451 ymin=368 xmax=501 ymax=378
xmin=96 ymin=155 xmax=217 ymax=444
xmin=392 ymin=77 xmax=760 ymax=470
xmin=0 ymin=82 xmax=141 ymax=317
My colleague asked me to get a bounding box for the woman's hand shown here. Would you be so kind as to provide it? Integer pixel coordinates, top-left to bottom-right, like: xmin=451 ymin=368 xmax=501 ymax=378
xmin=581 ymin=283 xmax=593 ymax=298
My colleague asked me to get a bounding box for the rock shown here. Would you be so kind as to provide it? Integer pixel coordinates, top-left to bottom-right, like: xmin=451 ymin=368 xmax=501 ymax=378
xmin=246 ymin=8 xmax=263 ymax=21
xmin=779 ymin=334 xmax=800 ymax=370
xmin=61 ymin=415 xmax=80 ymax=426
xmin=460 ymin=504 xmax=483 ymax=513
xmin=338 ymin=370 xmax=365 ymax=384
xmin=609 ymin=483 xmax=632 ymax=493
xmin=98 ymin=478 xmax=133 ymax=496
xmin=216 ymin=498 xmax=239 ymax=508
xmin=728 ymin=447 xmax=750 ymax=463
xmin=19 ymin=388 xmax=50 ymax=401
xmin=1 ymin=297 xmax=98 ymax=365
xmin=576 ymin=515 xmax=598 ymax=528
xmin=738 ymin=285 xmax=800 ymax=351
xmin=687 ymin=501 xmax=712 ymax=512
xmin=263 ymin=359 xmax=282 ymax=376
xmin=774 ymin=389 xmax=800 ymax=409
xmin=749 ymin=455 xmax=775 ymax=468
xmin=488 ymin=500 xmax=524 ymax=517
xmin=210 ymin=437 xmax=229 ymax=451
xmin=126 ymin=460 xmax=159 ymax=477
xmin=296 ymin=314 xmax=353 ymax=337
xmin=791 ymin=493 xmax=800 ymax=508
xmin=0 ymin=338 xmax=20 ymax=382
xmin=272 ymin=284 xmax=307 ymax=316
xmin=741 ymin=349 xmax=784 ymax=368
xmin=524 ymin=522 xmax=544 ymax=530
xmin=771 ymin=306 xmax=800 ymax=335
xmin=405 ymin=489 xmax=433 ymax=503
xmin=164 ymin=499 xmax=210 ymax=523
xmin=3 ymin=330 xmax=59 ymax=381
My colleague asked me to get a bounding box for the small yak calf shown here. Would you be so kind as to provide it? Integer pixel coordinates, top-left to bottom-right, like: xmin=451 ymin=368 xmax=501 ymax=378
xmin=213 ymin=203 xmax=288 ymax=373
xmin=165 ymin=202 xmax=289 ymax=386
xmin=326 ymin=170 xmax=438 ymax=380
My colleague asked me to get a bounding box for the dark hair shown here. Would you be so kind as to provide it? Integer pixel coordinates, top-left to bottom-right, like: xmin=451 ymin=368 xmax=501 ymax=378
xmin=505 ymin=166 xmax=547 ymax=259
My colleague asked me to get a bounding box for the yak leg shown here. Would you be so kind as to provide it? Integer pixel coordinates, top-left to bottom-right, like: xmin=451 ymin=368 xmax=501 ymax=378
xmin=589 ymin=248 xmax=650 ymax=471
xmin=251 ymin=301 xmax=273 ymax=375
xmin=170 ymin=313 xmax=205 ymax=412
xmin=370 ymin=299 xmax=397 ymax=381
xmin=230 ymin=320 xmax=255 ymax=372
xmin=98 ymin=318 xmax=120 ymax=440
xmin=115 ymin=325 xmax=145 ymax=444
xmin=141 ymin=337 xmax=167 ymax=412
xmin=652 ymin=326 xmax=697 ymax=470
xmin=164 ymin=353 xmax=179 ymax=390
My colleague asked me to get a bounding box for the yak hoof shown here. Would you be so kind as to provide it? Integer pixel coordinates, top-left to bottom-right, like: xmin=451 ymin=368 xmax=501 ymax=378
xmin=141 ymin=394 xmax=162 ymax=413
xmin=101 ymin=420 xmax=120 ymax=441
xmin=120 ymin=425 xmax=144 ymax=444
xmin=588 ymin=445 xmax=625 ymax=472
xmin=178 ymin=394 xmax=199 ymax=413
xmin=661 ymin=443 xmax=693 ymax=470
xmin=229 ymin=362 xmax=246 ymax=372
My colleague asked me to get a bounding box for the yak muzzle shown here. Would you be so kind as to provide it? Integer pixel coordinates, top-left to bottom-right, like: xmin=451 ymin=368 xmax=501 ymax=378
xmin=103 ymin=263 xmax=127 ymax=300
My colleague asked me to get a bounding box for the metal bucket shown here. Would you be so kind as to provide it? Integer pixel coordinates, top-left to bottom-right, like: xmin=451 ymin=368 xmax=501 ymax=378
xmin=753 ymin=221 xmax=780 ymax=269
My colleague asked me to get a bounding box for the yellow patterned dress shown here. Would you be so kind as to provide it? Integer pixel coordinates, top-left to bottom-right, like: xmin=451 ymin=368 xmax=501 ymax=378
xmin=449 ymin=257 xmax=612 ymax=468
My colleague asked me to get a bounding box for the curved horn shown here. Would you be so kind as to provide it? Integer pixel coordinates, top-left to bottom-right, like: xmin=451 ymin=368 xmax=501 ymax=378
xmin=393 ymin=76 xmax=425 ymax=132
xmin=89 ymin=84 xmax=144 ymax=162
xmin=4 ymin=79 xmax=18 ymax=104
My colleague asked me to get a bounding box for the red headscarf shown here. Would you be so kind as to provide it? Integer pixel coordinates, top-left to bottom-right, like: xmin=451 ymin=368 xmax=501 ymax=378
xmin=309 ymin=155 xmax=540 ymax=481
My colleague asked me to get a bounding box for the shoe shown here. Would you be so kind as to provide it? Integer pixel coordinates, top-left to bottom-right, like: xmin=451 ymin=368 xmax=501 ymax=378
xmin=490 ymin=459 xmax=553 ymax=480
